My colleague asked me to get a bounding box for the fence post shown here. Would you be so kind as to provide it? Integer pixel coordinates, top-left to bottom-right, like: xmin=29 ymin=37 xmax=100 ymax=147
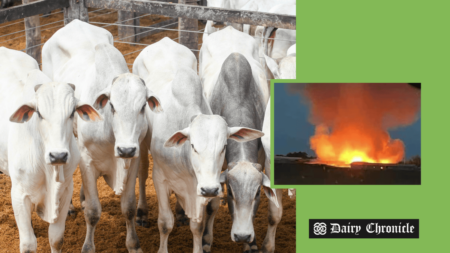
xmin=23 ymin=0 xmax=41 ymax=63
xmin=118 ymin=11 xmax=140 ymax=43
xmin=178 ymin=0 xmax=199 ymax=59
xmin=64 ymin=0 xmax=89 ymax=25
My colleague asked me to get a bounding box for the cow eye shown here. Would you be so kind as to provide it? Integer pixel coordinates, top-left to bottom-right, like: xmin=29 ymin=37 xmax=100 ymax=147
xmin=191 ymin=144 xmax=197 ymax=153
xmin=110 ymin=103 xmax=115 ymax=114
xmin=141 ymin=104 xmax=146 ymax=114
xmin=36 ymin=111 xmax=43 ymax=119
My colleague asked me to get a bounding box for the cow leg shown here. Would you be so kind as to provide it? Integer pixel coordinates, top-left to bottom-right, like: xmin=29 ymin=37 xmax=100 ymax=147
xmin=175 ymin=196 xmax=189 ymax=227
xmin=154 ymin=176 xmax=174 ymax=253
xmin=12 ymin=189 xmax=37 ymax=253
xmin=136 ymin=147 xmax=149 ymax=228
xmin=81 ymin=161 xmax=102 ymax=253
xmin=190 ymin=216 xmax=205 ymax=253
xmin=48 ymin=187 xmax=71 ymax=253
xmin=202 ymin=197 xmax=219 ymax=253
xmin=261 ymin=189 xmax=283 ymax=253
xmin=120 ymin=160 xmax=143 ymax=253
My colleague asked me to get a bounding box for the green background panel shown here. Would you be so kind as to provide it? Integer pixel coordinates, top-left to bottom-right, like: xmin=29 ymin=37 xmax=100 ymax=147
xmin=269 ymin=1 xmax=449 ymax=252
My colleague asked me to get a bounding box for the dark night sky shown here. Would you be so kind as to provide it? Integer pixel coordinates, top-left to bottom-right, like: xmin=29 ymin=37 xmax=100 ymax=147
xmin=274 ymin=83 xmax=421 ymax=159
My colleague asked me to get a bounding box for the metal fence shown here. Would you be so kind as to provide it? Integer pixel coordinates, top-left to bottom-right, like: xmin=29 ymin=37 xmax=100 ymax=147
xmin=0 ymin=0 xmax=296 ymax=73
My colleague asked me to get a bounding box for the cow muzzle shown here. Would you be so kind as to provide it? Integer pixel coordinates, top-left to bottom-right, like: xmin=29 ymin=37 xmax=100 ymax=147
xmin=49 ymin=151 xmax=69 ymax=165
xmin=200 ymin=187 xmax=220 ymax=197
xmin=197 ymin=183 xmax=222 ymax=198
xmin=234 ymin=233 xmax=252 ymax=243
xmin=117 ymin=146 xmax=137 ymax=158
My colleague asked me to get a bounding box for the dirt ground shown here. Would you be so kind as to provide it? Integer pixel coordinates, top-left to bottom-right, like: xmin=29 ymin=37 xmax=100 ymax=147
xmin=0 ymin=8 xmax=296 ymax=253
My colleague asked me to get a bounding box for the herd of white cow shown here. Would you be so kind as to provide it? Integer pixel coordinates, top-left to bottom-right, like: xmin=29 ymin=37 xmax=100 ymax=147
xmin=0 ymin=1 xmax=296 ymax=253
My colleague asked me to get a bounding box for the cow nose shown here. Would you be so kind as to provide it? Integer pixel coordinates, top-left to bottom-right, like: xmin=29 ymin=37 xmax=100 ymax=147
xmin=200 ymin=187 xmax=219 ymax=197
xmin=49 ymin=152 xmax=68 ymax=164
xmin=117 ymin=147 xmax=136 ymax=158
xmin=234 ymin=234 xmax=252 ymax=243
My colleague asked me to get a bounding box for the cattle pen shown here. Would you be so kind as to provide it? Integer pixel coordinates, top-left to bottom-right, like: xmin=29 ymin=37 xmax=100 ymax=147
xmin=0 ymin=0 xmax=296 ymax=252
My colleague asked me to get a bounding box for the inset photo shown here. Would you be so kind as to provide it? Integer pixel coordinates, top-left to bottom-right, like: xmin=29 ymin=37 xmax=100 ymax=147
xmin=274 ymin=83 xmax=421 ymax=185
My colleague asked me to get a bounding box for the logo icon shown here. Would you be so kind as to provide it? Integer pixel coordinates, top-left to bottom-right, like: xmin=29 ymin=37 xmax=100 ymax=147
xmin=313 ymin=222 xmax=327 ymax=235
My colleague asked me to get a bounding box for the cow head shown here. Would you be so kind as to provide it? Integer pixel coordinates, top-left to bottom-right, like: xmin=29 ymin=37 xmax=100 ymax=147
xmin=10 ymin=82 xmax=101 ymax=165
xmin=164 ymin=114 xmax=264 ymax=198
xmin=94 ymin=73 xmax=162 ymax=159
xmin=220 ymin=162 xmax=278 ymax=243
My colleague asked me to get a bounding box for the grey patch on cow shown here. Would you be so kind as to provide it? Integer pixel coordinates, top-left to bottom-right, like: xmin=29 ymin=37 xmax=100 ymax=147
xmin=209 ymin=53 xmax=265 ymax=167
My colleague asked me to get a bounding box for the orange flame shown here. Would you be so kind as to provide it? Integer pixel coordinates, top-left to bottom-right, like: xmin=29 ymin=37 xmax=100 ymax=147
xmin=296 ymin=83 xmax=420 ymax=166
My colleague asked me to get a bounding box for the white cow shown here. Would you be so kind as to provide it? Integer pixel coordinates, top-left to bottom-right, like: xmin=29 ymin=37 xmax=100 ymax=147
xmin=200 ymin=27 xmax=280 ymax=253
xmin=42 ymin=20 xmax=162 ymax=253
xmin=132 ymin=37 xmax=198 ymax=227
xmin=263 ymin=43 xmax=296 ymax=79
xmin=133 ymin=37 xmax=263 ymax=253
xmin=0 ymin=47 xmax=101 ymax=253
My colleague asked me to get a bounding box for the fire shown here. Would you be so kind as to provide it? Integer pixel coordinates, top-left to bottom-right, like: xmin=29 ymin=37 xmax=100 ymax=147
xmin=293 ymin=83 xmax=421 ymax=166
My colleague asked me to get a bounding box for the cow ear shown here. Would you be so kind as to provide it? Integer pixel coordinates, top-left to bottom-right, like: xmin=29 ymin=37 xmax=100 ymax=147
xmin=164 ymin=127 xmax=190 ymax=148
xmin=10 ymin=101 xmax=36 ymax=123
xmin=228 ymin=127 xmax=264 ymax=142
xmin=76 ymin=103 xmax=103 ymax=122
xmin=220 ymin=169 xmax=228 ymax=183
xmin=146 ymin=87 xmax=163 ymax=113
xmin=261 ymin=172 xmax=279 ymax=208
xmin=263 ymin=53 xmax=280 ymax=79
xmin=93 ymin=90 xmax=110 ymax=110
